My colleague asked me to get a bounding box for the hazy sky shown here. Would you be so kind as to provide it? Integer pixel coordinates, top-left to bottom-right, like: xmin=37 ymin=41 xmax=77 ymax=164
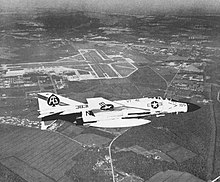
xmin=1 ymin=0 xmax=220 ymax=14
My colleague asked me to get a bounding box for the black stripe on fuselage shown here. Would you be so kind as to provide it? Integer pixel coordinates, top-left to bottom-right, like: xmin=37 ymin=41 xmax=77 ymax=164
xmin=122 ymin=116 xmax=147 ymax=119
xmin=127 ymin=112 xmax=151 ymax=115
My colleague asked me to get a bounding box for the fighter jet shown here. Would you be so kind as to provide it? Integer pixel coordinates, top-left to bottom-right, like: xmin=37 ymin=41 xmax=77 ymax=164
xmin=37 ymin=92 xmax=200 ymax=129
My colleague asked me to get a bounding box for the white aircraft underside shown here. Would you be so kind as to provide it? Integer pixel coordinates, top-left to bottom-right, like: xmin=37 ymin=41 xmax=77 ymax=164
xmin=88 ymin=118 xmax=151 ymax=128
xmin=37 ymin=92 xmax=200 ymax=129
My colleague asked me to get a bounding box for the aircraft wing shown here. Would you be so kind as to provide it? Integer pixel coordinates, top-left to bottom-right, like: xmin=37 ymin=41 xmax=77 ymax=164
xmin=86 ymin=97 xmax=151 ymax=112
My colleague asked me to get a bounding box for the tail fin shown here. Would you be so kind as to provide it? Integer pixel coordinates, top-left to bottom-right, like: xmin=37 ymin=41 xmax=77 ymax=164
xmin=37 ymin=92 xmax=83 ymax=110
xmin=86 ymin=97 xmax=122 ymax=111
xmin=37 ymin=92 xmax=83 ymax=117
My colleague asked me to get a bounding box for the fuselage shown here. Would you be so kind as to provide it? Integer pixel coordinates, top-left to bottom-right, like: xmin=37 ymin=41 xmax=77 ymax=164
xmin=38 ymin=92 xmax=200 ymax=129
xmin=92 ymin=96 xmax=189 ymax=121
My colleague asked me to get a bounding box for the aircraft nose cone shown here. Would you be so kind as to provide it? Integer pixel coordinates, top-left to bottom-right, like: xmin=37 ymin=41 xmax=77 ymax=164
xmin=187 ymin=103 xmax=201 ymax=112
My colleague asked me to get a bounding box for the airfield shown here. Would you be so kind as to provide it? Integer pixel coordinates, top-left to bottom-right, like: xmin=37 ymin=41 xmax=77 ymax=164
xmin=1 ymin=48 xmax=137 ymax=82
xmin=0 ymin=48 xmax=138 ymax=100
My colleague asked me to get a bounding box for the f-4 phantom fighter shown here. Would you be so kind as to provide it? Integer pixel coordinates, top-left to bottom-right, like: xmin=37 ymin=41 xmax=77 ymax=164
xmin=37 ymin=92 xmax=200 ymax=129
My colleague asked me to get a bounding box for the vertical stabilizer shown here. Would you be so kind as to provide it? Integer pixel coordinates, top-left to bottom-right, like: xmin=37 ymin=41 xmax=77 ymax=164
xmin=37 ymin=92 xmax=83 ymax=113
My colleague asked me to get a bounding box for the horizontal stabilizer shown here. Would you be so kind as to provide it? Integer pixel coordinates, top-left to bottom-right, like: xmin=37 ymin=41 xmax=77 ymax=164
xmin=38 ymin=111 xmax=63 ymax=118
xmin=40 ymin=120 xmax=57 ymax=130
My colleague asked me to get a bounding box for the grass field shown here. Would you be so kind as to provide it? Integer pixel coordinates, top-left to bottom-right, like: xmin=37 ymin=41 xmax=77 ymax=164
xmin=0 ymin=124 xmax=84 ymax=181
xmin=111 ymin=62 xmax=136 ymax=77
xmin=74 ymin=134 xmax=111 ymax=147
xmin=129 ymin=66 xmax=167 ymax=90
xmin=1 ymin=156 xmax=55 ymax=182
xmin=0 ymin=161 xmax=27 ymax=182
xmin=81 ymin=127 xmax=115 ymax=139
xmin=152 ymin=66 xmax=178 ymax=83
xmin=56 ymin=122 xmax=85 ymax=138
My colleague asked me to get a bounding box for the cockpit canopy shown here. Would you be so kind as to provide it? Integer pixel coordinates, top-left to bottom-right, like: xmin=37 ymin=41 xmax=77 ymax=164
xmin=154 ymin=96 xmax=163 ymax=100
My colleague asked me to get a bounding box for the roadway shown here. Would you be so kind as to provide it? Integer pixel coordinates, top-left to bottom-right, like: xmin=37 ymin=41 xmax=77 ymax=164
xmin=217 ymin=90 xmax=220 ymax=103
xmin=206 ymin=83 xmax=220 ymax=180
xmin=211 ymin=175 xmax=220 ymax=182
xmin=108 ymin=128 xmax=130 ymax=182
xmin=211 ymin=84 xmax=220 ymax=179
xmin=206 ymin=83 xmax=216 ymax=180
xmin=164 ymin=64 xmax=182 ymax=98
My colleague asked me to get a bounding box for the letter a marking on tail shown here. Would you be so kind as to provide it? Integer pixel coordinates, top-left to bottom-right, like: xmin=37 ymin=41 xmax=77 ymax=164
xmin=47 ymin=94 xmax=60 ymax=107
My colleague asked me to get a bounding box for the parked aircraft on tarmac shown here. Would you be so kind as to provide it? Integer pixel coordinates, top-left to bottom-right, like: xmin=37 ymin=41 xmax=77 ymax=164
xmin=37 ymin=92 xmax=200 ymax=130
